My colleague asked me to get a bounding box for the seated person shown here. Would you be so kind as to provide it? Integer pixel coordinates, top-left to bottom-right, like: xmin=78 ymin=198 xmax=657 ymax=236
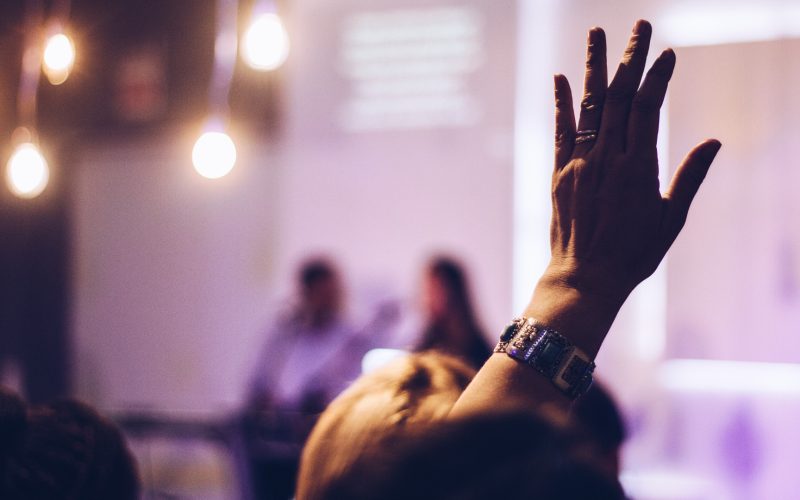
xmin=245 ymin=257 xmax=368 ymax=500
xmin=247 ymin=257 xmax=363 ymax=415
xmin=296 ymin=353 xmax=623 ymax=500
xmin=0 ymin=386 xmax=140 ymax=500
xmin=316 ymin=408 xmax=625 ymax=500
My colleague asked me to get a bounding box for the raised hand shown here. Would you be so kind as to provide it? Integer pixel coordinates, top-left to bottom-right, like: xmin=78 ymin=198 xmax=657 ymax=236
xmin=543 ymin=20 xmax=721 ymax=307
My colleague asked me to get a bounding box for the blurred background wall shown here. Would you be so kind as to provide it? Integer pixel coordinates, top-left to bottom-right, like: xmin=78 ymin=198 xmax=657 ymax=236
xmin=69 ymin=0 xmax=516 ymax=412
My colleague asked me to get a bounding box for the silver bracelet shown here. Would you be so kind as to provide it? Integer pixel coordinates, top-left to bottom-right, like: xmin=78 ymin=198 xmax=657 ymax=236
xmin=494 ymin=317 xmax=595 ymax=399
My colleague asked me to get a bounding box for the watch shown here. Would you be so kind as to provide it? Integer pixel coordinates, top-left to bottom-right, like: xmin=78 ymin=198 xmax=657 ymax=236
xmin=494 ymin=317 xmax=595 ymax=399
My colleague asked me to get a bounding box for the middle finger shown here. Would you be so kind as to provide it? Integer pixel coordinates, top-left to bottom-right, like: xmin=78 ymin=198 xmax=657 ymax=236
xmin=596 ymin=20 xmax=652 ymax=154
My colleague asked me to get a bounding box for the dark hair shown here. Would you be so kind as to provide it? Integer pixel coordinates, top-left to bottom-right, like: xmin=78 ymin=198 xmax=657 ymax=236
xmin=416 ymin=256 xmax=491 ymax=369
xmin=428 ymin=256 xmax=476 ymax=324
xmin=572 ymin=382 xmax=626 ymax=454
xmin=0 ymin=387 xmax=140 ymax=500
xmin=325 ymin=408 xmax=625 ymax=500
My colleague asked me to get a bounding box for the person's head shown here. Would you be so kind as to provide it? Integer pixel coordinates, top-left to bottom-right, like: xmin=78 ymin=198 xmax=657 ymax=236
xmin=296 ymin=352 xmax=476 ymax=500
xmin=422 ymin=255 xmax=476 ymax=322
xmin=572 ymin=381 xmax=627 ymax=477
xmin=298 ymin=257 xmax=342 ymax=325
xmin=0 ymin=387 xmax=140 ymax=500
xmin=321 ymin=408 xmax=625 ymax=500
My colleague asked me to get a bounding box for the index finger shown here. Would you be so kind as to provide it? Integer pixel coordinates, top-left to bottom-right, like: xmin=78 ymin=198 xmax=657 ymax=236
xmin=554 ymin=74 xmax=576 ymax=170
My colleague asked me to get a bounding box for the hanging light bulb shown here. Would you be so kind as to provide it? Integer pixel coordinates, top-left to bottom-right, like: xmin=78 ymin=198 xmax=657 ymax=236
xmin=6 ymin=142 xmax=50 ymax=199
xmin=192 ymin=119 xmax=237 ymax=179
xmin=242 ymin=12 xmax=289 ymax=71
xmin=42 ymin=31 xmax=75 ymax=85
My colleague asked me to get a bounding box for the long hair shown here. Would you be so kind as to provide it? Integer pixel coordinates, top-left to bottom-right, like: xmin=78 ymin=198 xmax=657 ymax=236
xmin=430 ymin=257 xmax=477 ymax=323
xmin=416 ymin=256 xmax=490 ymax=369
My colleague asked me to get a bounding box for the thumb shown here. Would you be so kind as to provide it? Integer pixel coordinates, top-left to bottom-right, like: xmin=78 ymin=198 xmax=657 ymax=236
xmin=663 ymin=138 xmax=721 ymax=238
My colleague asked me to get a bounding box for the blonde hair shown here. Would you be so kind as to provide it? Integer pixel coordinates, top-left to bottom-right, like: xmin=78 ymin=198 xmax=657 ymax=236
xmin=296 ymin=352 xmax=475 ymax=500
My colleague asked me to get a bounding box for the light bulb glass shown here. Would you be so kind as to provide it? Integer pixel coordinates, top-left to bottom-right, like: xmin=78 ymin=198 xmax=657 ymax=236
xmin=192 ymin=131 xmax=237 ymax=179
xmin=242 ymin=13 xmax=289 ymax=71
xmin=43 ymin=33 xmax=75 ymax=85
xmin=6 ymin=143 xmax=50 ymax=199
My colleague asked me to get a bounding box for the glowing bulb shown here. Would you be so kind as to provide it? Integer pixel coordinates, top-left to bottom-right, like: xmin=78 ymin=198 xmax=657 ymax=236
xmin=192 ymin=131 xmax=237 ymax=179
xmin=242 ymin=13 xmax=289 ymax=71
xmin=6 ymin=143 xmax=50 ymax=199
xmin=43 ymin=33 xmax=75 ymax=85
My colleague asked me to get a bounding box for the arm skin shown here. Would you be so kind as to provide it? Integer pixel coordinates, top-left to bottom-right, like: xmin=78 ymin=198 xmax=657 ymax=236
xmin=450 ymin=20 xmax=721 ymax=416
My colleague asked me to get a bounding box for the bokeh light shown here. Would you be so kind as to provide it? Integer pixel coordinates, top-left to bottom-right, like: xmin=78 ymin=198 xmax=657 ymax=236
xmin=192 ymin=131 xmax=237 ymax=179
xmin=6 ymin=142 xmax=50 ymax=199
xmin=242 ymin=13 xmax=289 ymax=71
xmin=42 ymin=33 xmax=75 ymax=85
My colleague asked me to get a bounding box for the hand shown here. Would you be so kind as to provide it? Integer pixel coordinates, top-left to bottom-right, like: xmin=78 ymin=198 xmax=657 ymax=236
xmin=521 ymin=20 xmax=720 ymax=356
xmin=543 ymin=20 xmax=721 ymax=305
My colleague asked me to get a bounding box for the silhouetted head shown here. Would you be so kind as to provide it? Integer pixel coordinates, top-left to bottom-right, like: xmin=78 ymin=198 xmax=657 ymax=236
xmin=572 ymin=381 xmax=627 ymax=477
xmin=298 ymin=257 xmax=342 ymax=326
xmin=314 ymin=407 xmax=625 ymax=500
xmin=0 ymin=387 xmax=140 ymax=500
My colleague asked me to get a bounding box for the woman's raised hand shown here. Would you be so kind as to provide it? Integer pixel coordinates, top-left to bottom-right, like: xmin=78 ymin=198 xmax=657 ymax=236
xmin=543 ymin=20 xmax=721 ymax=306
xmin=520 ymin=20 xmax=720 ymax=357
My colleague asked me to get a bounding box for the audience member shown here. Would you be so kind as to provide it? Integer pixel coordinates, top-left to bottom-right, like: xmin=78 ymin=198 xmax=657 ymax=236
xmin=0 ymin=386 xmax=140 ymax=500
xmin=572 ymin=381 xmax=627 ymax=478
xmin=414 ymin=256 xmax=492 ymax=370
xmin=245 ymin=257 xmax=371 ymax=500
xmin=319 ymin=409 xmax=625 ymax=500
xmin=247 ymin=257 xmax=363 ymax=414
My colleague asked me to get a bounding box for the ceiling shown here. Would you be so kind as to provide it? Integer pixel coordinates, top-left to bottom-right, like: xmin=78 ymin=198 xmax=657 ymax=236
xmin=0 ymin=0 xmax=281 ymax=142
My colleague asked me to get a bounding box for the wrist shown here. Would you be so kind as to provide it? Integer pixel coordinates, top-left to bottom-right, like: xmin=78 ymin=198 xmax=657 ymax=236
xmin=522 ymin=267 xmax=629 ymax=357
xmin=539 ymin=259 xmax=635 ymax=302
xmin=496 ymin=317 xmax=596 ymax=399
